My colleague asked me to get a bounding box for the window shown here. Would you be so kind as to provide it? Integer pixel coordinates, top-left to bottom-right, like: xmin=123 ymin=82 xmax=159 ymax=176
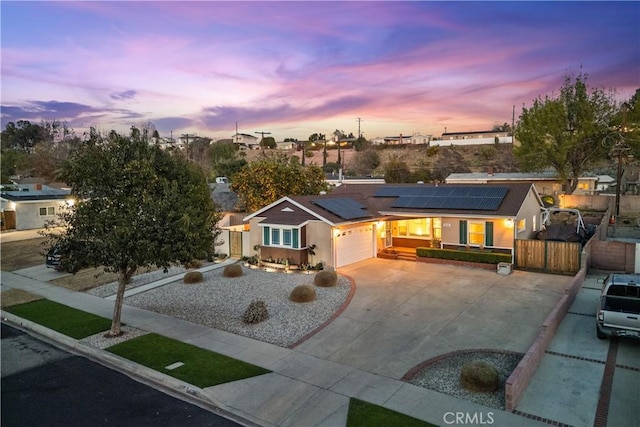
xmin=517 ymin=219 xmax=526 ymax=233
xmin=468 ymin=222 xmax=485 ymax=245
xmin=39 ymin=206 xmax=55 ymax=216
xmin=263 ymin=226 xmax=298 ymax=248
xmin=271 ymin=228 xmax=280 ymax=245
xmin=460 ymin=220 xmax=494 ymax=247
xmin=532 ymin=215 xmax=537 ymax=232
xmin=394 ymin=218 xmax=433 ymax=239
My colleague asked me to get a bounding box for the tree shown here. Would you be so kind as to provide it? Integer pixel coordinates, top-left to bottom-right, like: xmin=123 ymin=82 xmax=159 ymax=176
xmin=514 ymin=71 xmax=618 ymax=193
xmin=230 ymin=152 xmax=328 ymax=212
xmin=45 ymin=130 xmax=220 ymax=336
xmin=260 ymin=136 xmax=276 ymax=149
xmin=383 ymin=154 xmax=412 ymax=183
xmin=353 ymin=136 xmax=369 ymax=151
xmin=352 ymin=149 xmax=380 ymax=175
xmin=1 ymin=120 xmax=48 ymax=152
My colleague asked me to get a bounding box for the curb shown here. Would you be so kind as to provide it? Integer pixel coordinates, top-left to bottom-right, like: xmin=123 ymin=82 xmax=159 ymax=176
xmin=1 ymin=311 xmax=261 ymax=427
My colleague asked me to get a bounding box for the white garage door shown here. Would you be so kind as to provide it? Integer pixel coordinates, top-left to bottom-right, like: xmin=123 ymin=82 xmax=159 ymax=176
xmin=336 ymin=225 xmax=374 ymax=267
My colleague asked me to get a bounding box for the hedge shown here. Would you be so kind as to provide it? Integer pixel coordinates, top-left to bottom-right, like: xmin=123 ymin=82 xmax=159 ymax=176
xmin=416 ymin=247 xmax=512 ymax=265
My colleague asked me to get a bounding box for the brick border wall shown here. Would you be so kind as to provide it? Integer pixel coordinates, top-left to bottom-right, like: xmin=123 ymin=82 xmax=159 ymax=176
xmin=504 ymin=252 xmax=588 ymax=411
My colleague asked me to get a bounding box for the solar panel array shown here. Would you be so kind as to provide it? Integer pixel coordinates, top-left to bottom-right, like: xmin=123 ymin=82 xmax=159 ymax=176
xmin=374 ymin=186 xmax=509 ymax=211
xmin=312 ymin=197 xmax=373 ymax=220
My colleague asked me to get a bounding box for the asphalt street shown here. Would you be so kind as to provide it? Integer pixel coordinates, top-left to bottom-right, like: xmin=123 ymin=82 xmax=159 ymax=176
xmin=1 ymin=323 xmax=243 ymax=427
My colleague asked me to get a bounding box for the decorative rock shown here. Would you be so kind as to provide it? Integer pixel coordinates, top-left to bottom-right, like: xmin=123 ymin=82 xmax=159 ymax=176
xmin=183 ymin=271 xmax=203 ymax=284
xmin=242 ymin=300 xmax=269 ymax=324
xmin=460 ymin=361 xmax=500 ymax=392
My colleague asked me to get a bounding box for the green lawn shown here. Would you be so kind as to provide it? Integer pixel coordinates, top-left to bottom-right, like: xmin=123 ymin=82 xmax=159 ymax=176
xmin=4 ymin=299 xmax=111 ymax=339
xmin=106 ymin=333 xmax=271 ymax=388
xmin=347 ymin=398 xmax=437 ymax=427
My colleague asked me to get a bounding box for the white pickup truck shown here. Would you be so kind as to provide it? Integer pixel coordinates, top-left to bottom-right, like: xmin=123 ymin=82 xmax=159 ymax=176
xmin=596 ymin=273 xmax=640 ymax=339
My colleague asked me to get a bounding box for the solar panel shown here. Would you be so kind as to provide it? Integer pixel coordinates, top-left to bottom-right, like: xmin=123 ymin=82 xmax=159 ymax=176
xmin=389 ymin=186 xmax=508 ymax=211
xmin=312 ymin=197 xmax=373 ymax=220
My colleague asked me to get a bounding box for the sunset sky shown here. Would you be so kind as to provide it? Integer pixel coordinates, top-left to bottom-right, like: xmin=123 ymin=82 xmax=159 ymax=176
xmin=1 ymin=1 xmax=639 ymax=141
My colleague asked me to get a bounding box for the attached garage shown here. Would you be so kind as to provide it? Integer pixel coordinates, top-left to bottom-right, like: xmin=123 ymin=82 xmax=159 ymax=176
xmin=335 ymin=224 xmax=375 ymax=267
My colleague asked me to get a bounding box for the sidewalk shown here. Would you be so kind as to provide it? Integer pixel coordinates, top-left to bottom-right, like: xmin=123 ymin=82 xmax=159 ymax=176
xmin=1 ymin=267 xmax=546 ymax=427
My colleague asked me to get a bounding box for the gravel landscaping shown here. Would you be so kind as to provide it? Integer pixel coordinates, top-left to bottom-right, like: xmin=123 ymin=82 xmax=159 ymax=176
xmin=407 ymin=350 xmax=523 ymax=410
xmin=84 ymin=263 xmax=522 ymax=410
xmin=119 ymin=265 xmax=352 ymax=348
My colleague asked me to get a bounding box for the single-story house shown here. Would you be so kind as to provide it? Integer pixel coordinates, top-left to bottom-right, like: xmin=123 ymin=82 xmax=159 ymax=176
xmin=1 ymin=184 xmax=72 ymax=230
xmin=595 ymin=175 xmax=616 ymax=192
xmin=446 ymin=171 xmax=598 ymax=195
xmin=243 ymin=182 xmax=544 ymax=269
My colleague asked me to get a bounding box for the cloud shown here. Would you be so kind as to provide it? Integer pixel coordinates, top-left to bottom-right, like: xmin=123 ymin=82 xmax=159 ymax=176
xmin=110 ymin=90 xmax=137 ymax=101
xmin=197 ymin=95 xmax=372 ymax=130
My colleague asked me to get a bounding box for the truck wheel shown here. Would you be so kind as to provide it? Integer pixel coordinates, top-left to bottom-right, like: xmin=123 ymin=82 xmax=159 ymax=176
xmin=596 ymin=324 xmax=607 ymax=340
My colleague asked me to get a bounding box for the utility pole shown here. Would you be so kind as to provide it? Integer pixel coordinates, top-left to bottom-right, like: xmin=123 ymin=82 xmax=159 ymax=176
xmin=356 ymin=117 xmax=363 ymax=139
xmin=255 ymin=131 xmax=271 ymax=147
xmin=181 ymin=133 xmax=197 ymax=161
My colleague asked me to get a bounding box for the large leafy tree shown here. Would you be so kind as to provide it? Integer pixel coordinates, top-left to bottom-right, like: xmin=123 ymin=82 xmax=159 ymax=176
xmin=230 ymin=152 xmax=328 ymax=212
xmin=514 ymin=72 xmax=618 ymax=193
xmin=46 ymin=129 xmax=220 ymax=336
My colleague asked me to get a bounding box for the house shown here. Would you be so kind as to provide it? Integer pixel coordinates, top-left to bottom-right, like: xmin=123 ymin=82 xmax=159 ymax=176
xmin=1 ymin=184 xmax=72 ymax=230
xmin=370 ymin=133 xmax=432 ymax=146
xmin=243 ymin=182 xmax=544 ymax=269
xmin=596 ymin=175 xmax=616 ymax=192
xmin=432 ymin=130 xmax=512 ymax=146
xmin=232 ymin=133 xmax=259 ymax=148
xmin=445 ymin=171 xmax=598 ymax=195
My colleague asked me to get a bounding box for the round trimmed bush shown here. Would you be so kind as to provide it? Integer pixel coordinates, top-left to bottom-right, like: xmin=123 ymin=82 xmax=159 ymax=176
xmin=459 ymin=361 xmax=499 ymax=392
xmin=183 ymin=271 xmax=203 ymax=284
xmin=242 ymin=300 xmax=269 ymax=324
xmin=289 ymin=285 xmax=316 ymax=303
xmin=314 ymin=270 xmax=338 ymax=287
xmin=223 ymin=264 xmax=243 ymax=278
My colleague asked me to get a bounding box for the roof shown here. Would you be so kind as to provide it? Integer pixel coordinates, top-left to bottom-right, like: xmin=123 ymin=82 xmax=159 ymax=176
xmin=0 ymin=184 xmax=71 ymax=202
xmin=446 ymin=171 xmax=597 ymax=183
xmin=245 ymin=182 xmax=539 ymax=226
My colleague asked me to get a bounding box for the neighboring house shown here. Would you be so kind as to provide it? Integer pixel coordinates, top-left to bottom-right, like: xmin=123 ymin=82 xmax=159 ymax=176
xmin=1 ymin=184 xmax=72 ymax=230
xmin=232 ymin=133 xmax=259 ymax=148
xmin=596 ymin=175 xmax=616 ymax=192
xmin=445 ymin=171 xmax=598 ymax=195
xmin=370 ymin=133 xmax=431 ymax=145
xmin=275 ymin=141 xmax=297 ymax=150
xmin=243 ymin=182 xmax=544 ymax=269
xmin=434 ymin=130 xmax=512 ymax=146
xmin=325 ymin=174 xmax=386 ymax=187
xmin=441 ymin=130 xmax=510 ymax=140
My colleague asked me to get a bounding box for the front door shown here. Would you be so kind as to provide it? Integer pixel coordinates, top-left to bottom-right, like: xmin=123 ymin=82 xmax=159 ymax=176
xmin=229 ymin=231 xmax=243 ymax=258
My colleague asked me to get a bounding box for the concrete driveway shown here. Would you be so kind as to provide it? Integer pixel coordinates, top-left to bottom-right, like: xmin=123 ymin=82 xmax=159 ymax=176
xmin=295 ymin=258 xmax=574 ymax=380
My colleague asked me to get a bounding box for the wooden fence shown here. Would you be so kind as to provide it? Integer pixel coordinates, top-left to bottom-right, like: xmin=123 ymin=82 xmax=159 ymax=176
xmin=514 ymin=240 xmax=582 ymax=275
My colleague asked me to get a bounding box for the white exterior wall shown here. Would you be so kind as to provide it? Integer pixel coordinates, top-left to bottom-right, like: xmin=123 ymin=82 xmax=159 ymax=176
xmin=431 ymin=137 xmax=512 ymax=146
xmin=7 ymin=200 xmax=68 ymax=230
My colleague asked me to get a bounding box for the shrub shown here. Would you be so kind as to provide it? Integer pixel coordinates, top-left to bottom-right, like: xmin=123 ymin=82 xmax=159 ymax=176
xmin=289 ymin=285 xmax=316 ymax=303
xmin=459 ymin=361 xmax=499 ymax=392
xmin=184 ymin=260 xmax=202 ymax=269
xmin=223 ymin=264 xmax=243 ymax=278
xmin=314 ymin=270 xmax=338 ymax=287
xmin=183 ymin=271 xmax=203 ymax=284
xmin=242 ymin=300 xmax=269 ymax=324
xmin=416 ymin=247 xmax=512 ymax=265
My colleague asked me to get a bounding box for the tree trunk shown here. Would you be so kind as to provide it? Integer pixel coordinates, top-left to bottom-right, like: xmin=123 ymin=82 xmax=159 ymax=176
xmin=108 ymin=265 xmax=136 ymax=336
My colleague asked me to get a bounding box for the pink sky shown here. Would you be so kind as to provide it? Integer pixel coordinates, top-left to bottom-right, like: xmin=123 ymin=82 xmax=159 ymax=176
xmin=2 ymin=1 xmax=638 ymax=141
